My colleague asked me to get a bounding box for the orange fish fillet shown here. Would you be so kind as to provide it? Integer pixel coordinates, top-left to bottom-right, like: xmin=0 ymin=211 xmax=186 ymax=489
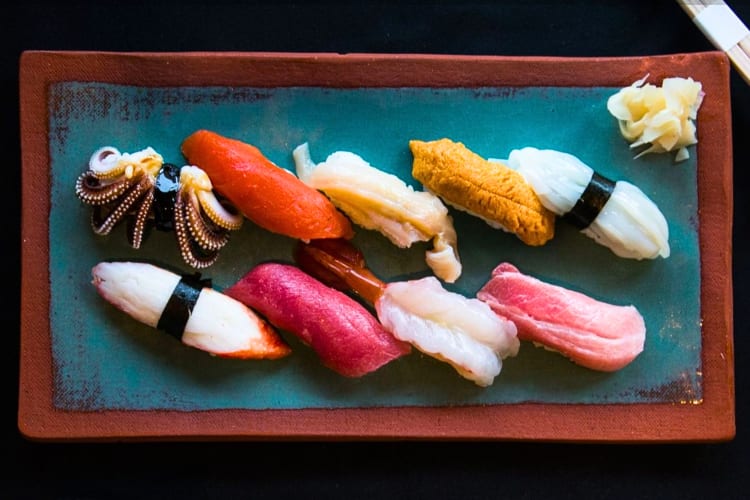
xmin=181 ymin=130 xmax=354 ymax=241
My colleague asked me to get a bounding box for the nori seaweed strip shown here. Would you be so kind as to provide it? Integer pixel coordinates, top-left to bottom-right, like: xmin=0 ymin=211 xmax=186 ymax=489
xmin=563 ymin=171 xmax=616 ymax=230
xmin=157 ymin=273 xmax=212 ymax=339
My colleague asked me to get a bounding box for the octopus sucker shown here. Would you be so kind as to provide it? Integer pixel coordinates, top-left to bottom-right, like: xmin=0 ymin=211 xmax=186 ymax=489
xmin=182 ymin=189 xmax=231 ymax=251
xmin=196 ymin=190 xmax=244 ymax=230
xmin=75 ymin=172 xmax=134 ymax=206
xmin=127 ymin=188 xmax=155 ymax=249
xmin=89 ymin=175 xmax=154 ymax=236
xmin=174 ymin=193 xmax=220 ymax=269
xmin=75 ymin=147 xmax=242 ymax=269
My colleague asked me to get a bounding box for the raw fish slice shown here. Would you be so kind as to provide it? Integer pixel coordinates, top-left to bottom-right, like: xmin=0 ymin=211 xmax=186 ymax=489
xmin=181 ymin=130 xmax=353 ymax=241
xmin=476 ymin=263 xmax=645 ymax=371
xmin=293 ymin=143 xmax=461 ymax=282
xmin=224 ymin=262 xmax=410 ymax=378
xmin=91 ymin=261 xmax=290 ymax=359
xmin=505 ymin=147 xmax=669 ymax=260
xmin=377 ymin=278 xmax=519 ymax=387
xmin=295 ymin=239 xmax=520 ymax=387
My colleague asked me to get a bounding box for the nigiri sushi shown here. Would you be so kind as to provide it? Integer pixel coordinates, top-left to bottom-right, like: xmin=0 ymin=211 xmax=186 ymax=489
xmin=181 ymin=130 xmax=353 ymax=241
xmin=224 ymin=262 xmax=410 ymax=377
xmin=409 ymin=138 xmax=555 ymax=246
xmin=477 ymin=263 xmax=646 ymax=371
xmin=376 ymin=277 xmax=520 ymax=386
xmin=293 ymin=142 xmax=462 ymax=282
xmin=295 ymin=239 xmax=519 ymax=387
xmin=91 ymin=261 xmax=291 ymax=359
xmin=505 ymin=147 xmax=669 ymax=259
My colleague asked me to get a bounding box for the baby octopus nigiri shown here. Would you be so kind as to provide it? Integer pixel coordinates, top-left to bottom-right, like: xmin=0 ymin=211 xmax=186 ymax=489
xmin=294 ymin=238 xmax=519 ymax=387
xmin=293 ymin=143 xmax=462 ymax=283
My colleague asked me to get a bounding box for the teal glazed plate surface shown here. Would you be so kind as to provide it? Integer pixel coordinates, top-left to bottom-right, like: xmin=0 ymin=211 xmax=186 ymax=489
xmin=19 ymin=51 xmax=735 ymax=442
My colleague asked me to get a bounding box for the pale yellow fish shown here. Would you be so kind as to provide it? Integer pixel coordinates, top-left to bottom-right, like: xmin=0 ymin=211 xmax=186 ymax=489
xmin=293 ymin=142 xmax=462 ymax=283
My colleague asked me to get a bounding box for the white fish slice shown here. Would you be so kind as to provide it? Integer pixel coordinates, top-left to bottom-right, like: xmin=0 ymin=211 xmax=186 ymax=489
xmin=376 ymin=277 xmax=519 ymax=387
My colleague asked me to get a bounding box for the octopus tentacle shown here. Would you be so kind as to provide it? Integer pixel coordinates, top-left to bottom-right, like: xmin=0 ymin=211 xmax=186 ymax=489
xmin=90 ymin=175 xmax=153 ymax=236
xmin=174 ymin=191 xmax=220 ymax=269
xmin=127 ymin=187 xmax=155 ymax=249
xmin=196 ymin=190 xmax=244 ymax=230
xmin=180 ymin=166 xmax=243 ymax=230
xmin=75 ymin=172 xmax=133 ymax=206
xmin=183 ymin=189 xmax=231 ymax=252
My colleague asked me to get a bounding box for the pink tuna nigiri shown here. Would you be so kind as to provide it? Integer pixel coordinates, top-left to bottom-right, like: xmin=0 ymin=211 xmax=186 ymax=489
xmin=224 ymin=262 xmax=410 ymax=377
xmin=476 ymin=263 xmax=645 ymax=371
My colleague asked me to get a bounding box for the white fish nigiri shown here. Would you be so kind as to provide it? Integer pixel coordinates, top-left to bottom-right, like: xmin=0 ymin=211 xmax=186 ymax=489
xmin=293 ymin=143 xmax=462 ymax=283
xmin=376 ymin=277 xmax=519 ymax=387
xmin=91 ymin=261 xmax=290 ymax=359
xmin=504 ymin=147 xmax=670 ymax=260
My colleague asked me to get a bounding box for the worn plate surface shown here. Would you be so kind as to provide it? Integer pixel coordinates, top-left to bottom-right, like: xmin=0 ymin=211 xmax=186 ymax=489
xmin=19 ymin=51 xmax=735 ymax=441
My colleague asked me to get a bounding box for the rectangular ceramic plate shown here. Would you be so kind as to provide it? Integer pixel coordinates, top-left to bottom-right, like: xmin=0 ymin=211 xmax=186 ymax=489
xmin=19 ymin=51 xmax=735 ymax=442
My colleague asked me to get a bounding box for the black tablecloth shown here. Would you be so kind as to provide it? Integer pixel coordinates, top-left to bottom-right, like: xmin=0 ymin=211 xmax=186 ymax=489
xmin=6 ymin=1 xmax=749 ymax=498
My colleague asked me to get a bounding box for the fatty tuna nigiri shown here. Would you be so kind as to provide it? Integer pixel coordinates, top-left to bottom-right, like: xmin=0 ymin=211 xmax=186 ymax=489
xmin=293 ymin=142 xmax=462 ymax=282
xmin=477 ymin=263 xmax=646 ymax=371
xmin=295 ymin=239 xmax=519 ymax=387
xmin=224 ymin=262 xmax=410 ymax=378
xmin=181 ymin=130 xmax=353 ymax=241
xmin=91 ymin=261 xmax=291 ymax=359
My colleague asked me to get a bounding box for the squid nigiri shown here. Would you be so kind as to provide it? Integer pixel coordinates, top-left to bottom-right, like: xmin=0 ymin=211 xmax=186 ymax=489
xmin=91 ymin=261 xmax=291 ymax=359
xmin=224 ymin=262 xmax=410 ymax=378
xmin=181 ymin=130 xmax=353 ymax=241
xmin=294 ymin=238 xmax=519 ymax=387
xmin=504 ymin=147 xmax=669 ymax=259
xmin=293 ymin=142 xmax=462 ymax=282
xmin=409 ymin=138 xmax=555 ymax=246
xmin=477 ymin=263 xmax=646 ymax=371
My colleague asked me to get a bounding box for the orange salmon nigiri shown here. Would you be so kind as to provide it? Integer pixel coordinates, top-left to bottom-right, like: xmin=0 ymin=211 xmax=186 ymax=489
xmin=181 ymin=130 xmax=354 ymax=241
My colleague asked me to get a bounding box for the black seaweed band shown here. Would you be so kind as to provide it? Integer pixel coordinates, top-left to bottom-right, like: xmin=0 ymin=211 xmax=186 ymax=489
xmin=157 ymin=273 xmax=211 ymax=340
xmin=562 ymin=171 xmax=616 ymax=230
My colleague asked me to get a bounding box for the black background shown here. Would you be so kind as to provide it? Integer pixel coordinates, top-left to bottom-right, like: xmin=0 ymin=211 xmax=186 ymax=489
xmin=6 ymin=1 xmax=749 ymax=498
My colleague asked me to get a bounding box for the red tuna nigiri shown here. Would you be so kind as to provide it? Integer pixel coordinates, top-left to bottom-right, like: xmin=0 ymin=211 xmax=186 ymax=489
xmin=476 ymin=263 xmax=645 ymax=371
xmin=181 ymin=130 xmax=354 ymax=241
xmin=224 ymin=262 xmax=410 ymax=377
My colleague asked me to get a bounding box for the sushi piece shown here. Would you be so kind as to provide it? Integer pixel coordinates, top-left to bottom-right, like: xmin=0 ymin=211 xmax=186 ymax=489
xmin=477 ymin=263 xmax=646 ymax=371
xmin=224 ymin=262 xmax=410 ymax=378
xmin=376 ymin=277 xmax=520 ymax=386
xmin=293 ymin=142 xmax=462 ymax=282
xmin=505 ymin=147 xmax=669 ymax=259
xmin=181 ymin=130 xmax=354 ymax=241
xmin=91 ymin=261 xmax=291 ymax=359
xmin=409 ymin=138 xmax=555 ymax=246
xmin=295 ymin=238 xmax=519 ymax=387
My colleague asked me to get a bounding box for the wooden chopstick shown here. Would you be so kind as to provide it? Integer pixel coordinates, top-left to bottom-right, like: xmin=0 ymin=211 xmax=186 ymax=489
xmin=677 ymin=0 xmax=750 ymax=85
